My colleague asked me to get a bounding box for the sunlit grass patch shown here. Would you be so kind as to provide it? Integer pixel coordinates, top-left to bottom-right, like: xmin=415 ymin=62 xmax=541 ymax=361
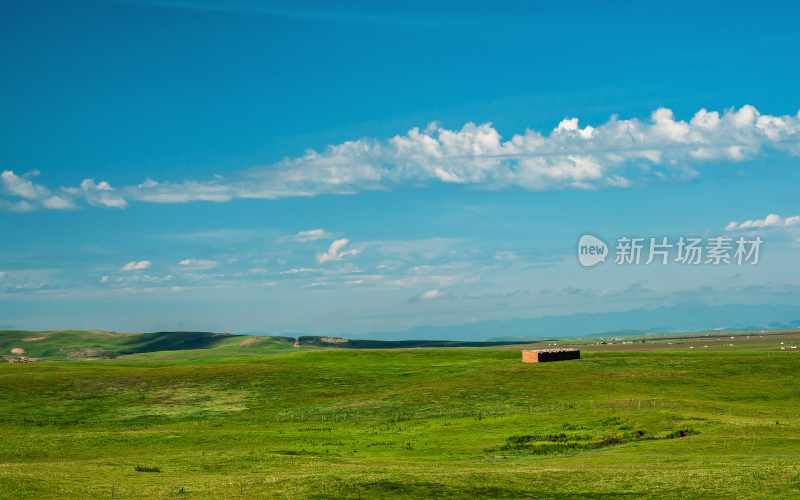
xmin=118 ymin=387 xmax=249 ymax=420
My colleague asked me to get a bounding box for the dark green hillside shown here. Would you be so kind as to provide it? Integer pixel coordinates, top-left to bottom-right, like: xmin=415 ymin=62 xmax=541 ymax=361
xmin=0 ymin=330 xmax=296 ymax=360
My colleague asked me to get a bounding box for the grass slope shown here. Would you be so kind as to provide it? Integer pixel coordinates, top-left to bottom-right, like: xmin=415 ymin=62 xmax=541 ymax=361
xmin=0 ymin=330 xmax=297 ymax=361
xmin=0 ymin=332 xmax=799 ymax=498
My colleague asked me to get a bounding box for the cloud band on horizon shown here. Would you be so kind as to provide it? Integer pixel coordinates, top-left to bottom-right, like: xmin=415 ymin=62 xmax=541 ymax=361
xmin=3 ymin=105 xmax=800 ymax=212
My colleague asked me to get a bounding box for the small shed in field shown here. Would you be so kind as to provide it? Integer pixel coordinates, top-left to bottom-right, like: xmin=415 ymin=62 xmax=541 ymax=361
xmin=522 ymin=348 xmax=580 ymax=363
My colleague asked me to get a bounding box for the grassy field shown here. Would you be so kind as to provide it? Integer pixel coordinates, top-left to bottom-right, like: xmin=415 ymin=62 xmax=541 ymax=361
xmin=1 ymin=331 xmax=799 ymax=498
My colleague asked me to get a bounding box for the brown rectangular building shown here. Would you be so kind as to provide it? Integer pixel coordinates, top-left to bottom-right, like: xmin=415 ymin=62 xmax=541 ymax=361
xmin=522 ymin=348 xmax=580 ymax=363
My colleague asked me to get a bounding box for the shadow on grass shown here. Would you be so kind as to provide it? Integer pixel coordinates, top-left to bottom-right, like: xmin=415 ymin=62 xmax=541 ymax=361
xmin=118 ymin=332 xmax=230 ymax=355
xmin=312 ymin=479 xmax=644 ymax=498
xmin=491 ymin=427 xmax=698 ymax=456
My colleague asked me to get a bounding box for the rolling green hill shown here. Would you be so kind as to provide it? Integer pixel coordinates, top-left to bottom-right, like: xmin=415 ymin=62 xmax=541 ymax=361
xmin=0 ymin=330 xmax=299 ymax=361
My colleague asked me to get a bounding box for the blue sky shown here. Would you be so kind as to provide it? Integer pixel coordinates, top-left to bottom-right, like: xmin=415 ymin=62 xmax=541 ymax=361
xmin=2 ymin=0 xmax=800 ymax=336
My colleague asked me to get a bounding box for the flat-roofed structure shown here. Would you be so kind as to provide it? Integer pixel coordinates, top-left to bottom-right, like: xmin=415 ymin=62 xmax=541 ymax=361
xmin=522 ymin=348 xmax=580 ymax=363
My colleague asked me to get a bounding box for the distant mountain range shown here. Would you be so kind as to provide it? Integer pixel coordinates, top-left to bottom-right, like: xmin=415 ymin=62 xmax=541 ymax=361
xmin=351 ymin=303 xmax=800 ymax=342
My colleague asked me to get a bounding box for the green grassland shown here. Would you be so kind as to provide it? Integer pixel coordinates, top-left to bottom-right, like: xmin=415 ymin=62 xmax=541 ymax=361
xmin=1 ymin=330 xmax=799 ymax=498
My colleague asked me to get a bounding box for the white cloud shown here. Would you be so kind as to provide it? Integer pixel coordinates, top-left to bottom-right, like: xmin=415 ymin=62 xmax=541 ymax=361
xmin=317 ymin=238 xmax=361 ymax=263
xmin=0 ymin=268 xmax=59 ymax=294
xmin=372 ymin=238 xmax=461 ymax=261
xmin=177 ymin=258 xmax=218 ymax=270
xmin=125 ymin=105 xmax=800 ymax=201
xmin=1 ymin=170 xmax=49 ymax=200
xmin=168 ymin=228 xmax=259 ymax=242
xmin=391 ymin=273 xmax=463 ymax=289
xmin=41 ymin=195 xmax=76 ymax=210
xmin=1 ymin=170 xmax=75 ymax=211
xmin=280 ymin=267 xmax=317 ymax=275
xmin=77 ymin=179 xmax=127 ymax=208
xmin=287 ymin=228 xmax=331 ymax=242
xmin=345 ymin=274 xmax=385 ymax=286
xmin=0 ymin=170 xmax=119 ymax=211
xmin=725 ymin=213 xmax=800 ymax=231
xmin=131 ymin=179 xmax=232 ymax=203
xmin=408 ymin=288 xmax=445 ymax=302
xmin=5 ymin=105 xmax=800 ymax=211
xmin=420 ymin=289 xmax=443 ymax=300
xmin=120 ymin=260 xmax=152 ymax=272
